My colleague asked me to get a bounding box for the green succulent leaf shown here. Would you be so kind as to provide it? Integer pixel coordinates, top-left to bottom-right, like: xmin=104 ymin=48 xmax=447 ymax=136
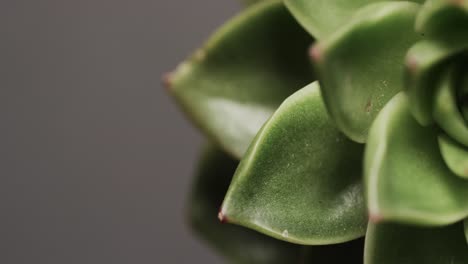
xmin=221 ymin=82 xmax=367 ymax=245
xmin=416 ymin=0 xmax=468 ymax=38
xmin=439 ymin=135 xmax=468 ymax=179
xmin=189 ymin=145 xmax=305 ymax=263
xmin=191 ymin=144 xmax=366 ymax=263
xmin=313 ymin=2 xmax=421 ymax=143
xmin=405 ymin=39 xmax=468 ymax=126
xmin=406 ymin=0 xmax=468 ymax=126
xmin=433 ymin=67 xmax=468 ymax=147
xmin=364 ymin=222 xmax=468 ymax=264
xmin=364 ymin=92 xmax=468 ymax=226
xmin=168 ymin=0 xmax=314 ymax=158
xmin=284 ymin=0 xmax=424 ymax=39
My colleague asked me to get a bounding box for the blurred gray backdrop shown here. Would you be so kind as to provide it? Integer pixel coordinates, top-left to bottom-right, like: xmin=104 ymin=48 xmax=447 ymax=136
xmin=1 ymin=0 xmax=241 ymax=263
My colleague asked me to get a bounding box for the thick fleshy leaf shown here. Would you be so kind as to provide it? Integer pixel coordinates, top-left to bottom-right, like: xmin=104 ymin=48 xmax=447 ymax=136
xmin=439 ymin=135 xmax=468 ymax=179
xmin=364 ymin=222 xmax=468 ymax=264
xmin=168 ymin=0 xmax=314 ymax=158
xmin=416 ymin=0 xmax=468 ymax=38
xmin=284 ymin=0 xmax=423 ymax=39
xmin=188 ymin=145 xmax=305 ymax=263
xmin=312 ymin=2 xmax=421 ymax=143
xmin=433 ymin=68 xmax=468 ymax=147
xmin=405 ymin=39 xmax=468 ymax=126
xmin=221 ymin=82 xmax=367 ymax=245
xmin=406 ymin=0 xmax=468 ymax=125
xmin=364 ymin=92 xmax=468 ymax=225
xmin=190 ymin=145 xmax=366 ymax=263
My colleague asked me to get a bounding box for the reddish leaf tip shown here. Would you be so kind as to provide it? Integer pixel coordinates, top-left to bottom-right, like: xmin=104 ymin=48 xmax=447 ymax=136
xmin=369 ymin=213 xmax=384 ymax=224
xmin=309 ymin=44 xmax=323 ymax=63
xmin=406 ymin=55 xmax=419 ymax=75
xmin=161 ymin=72 xmax=173 ymax=90
xmin=218 ymin=208 xmax=229 ymax=224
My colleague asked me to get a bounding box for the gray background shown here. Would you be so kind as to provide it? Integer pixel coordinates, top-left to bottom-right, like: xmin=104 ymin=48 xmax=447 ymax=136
xmin=2 ymin=0 xmax=241 ymax=263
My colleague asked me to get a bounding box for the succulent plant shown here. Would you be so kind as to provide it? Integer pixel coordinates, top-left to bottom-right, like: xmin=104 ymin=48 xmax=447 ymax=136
xmin=166 ymin=0 xmax=468 ymax=263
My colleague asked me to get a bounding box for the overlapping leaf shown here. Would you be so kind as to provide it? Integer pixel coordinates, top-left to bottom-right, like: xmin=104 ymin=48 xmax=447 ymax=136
xmin=168 ymin=0 xmax=314 ymax=158
xmin=364 ymin=92 xmax=468 ymax=225
xmin=284 ymin=0 xmax=424 ymax=39
xmin=406 ymin=0 xmax=468 ymax=125
xmin=312 ymin=2 xmax=422 ymax=142
xmin=438 ymin=135 xmax=468 ymax=179
xmin=364 ymin=222 xmax=468 ymax=264
xmin=188 ymin=145 xmax=304 ymax=263
xmin=433 ymin=66 xmax=468 ymax=147
xmin=190 ymin=144 xmax=366 ymax=263
xmin=221 ymin=82 xmax=367 ymax=245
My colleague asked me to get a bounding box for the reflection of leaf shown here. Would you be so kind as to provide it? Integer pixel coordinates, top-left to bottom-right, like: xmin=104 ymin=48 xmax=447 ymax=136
xmin=221 ymin=83 xmax=367 ymax=245
xmin=365 ymin=222 xmax=468 ymax=264
xmin=188 ymin=144 xmax=364 ymax=263
xmin=188 ymin=145 xmax=304 ymax=263
xmin=465 ymin=220 xmax=468 ymax=245
xmin=169 ymin=0 xmax=314 ymax=158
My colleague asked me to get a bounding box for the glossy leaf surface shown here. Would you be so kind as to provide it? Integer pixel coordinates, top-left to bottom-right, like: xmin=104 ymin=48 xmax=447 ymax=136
xmin=313 ymin=2 xmax=421 ymax=142
xmin=189 ymin=145 xmax=304 ymax=263
xmin=221 ymin=82 xmax=367 ymax=245
xmin=284 ymin=0 xmax=423 ymax=39
xmin=365 ymin=93 xmax=468 ymax=225
xmin=169 ymin=0 xmax=314 ymax=158
xmin=365 ymin=222 xmax=468 ymax=264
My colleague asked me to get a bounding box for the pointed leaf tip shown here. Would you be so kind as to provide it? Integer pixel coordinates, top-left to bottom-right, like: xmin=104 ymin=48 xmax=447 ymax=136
xmin=161 ymin=72 xmax=173 ymax=90
xmin=218 ymin=208 xmax=229 ymax=224
xmin=405 ymin=54 xmax=420 ymax=75
xmin=309 ymin=44 xmax=322 ymax=62
xmin=169 ymin=0 xmax=314 ymax=158
xmin=369 ymin=213 xmax=384 ymax=224
xmin=188 ymin=145 xmax=305 ymax=263
xmin=221 ymin=82 xmax=367 ymax=245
